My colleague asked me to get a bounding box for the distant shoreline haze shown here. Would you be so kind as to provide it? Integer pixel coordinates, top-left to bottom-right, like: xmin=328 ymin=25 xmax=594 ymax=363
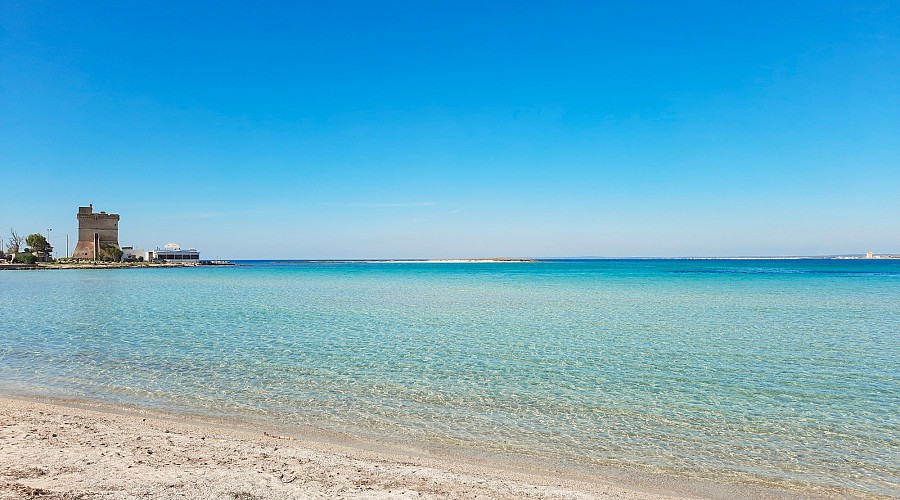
xmin=226 ymin=255 xmax=900 ymax=261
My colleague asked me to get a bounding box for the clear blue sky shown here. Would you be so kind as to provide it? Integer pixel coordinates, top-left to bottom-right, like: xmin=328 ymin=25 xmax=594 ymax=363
xmin=2 ymin=1 xmax=898 ymax=259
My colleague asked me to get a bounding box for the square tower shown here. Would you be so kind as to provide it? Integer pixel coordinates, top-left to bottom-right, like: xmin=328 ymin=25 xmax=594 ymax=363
xmin=72 ymin=204 xmax=120 ymax=260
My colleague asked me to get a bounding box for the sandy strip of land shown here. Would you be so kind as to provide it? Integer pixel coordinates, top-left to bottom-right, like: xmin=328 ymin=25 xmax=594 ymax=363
xmin=380 ymin=260 xmax=539 ymax=263
xmin=0 ymin=395 xmax=694 ymax=500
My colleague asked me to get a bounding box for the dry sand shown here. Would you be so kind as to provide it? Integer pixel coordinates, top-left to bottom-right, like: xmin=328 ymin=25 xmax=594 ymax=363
xmin=0 ymin=394 xmax=849 ymax=500
xmin=0 ymin=395 xmax=695 ymax=500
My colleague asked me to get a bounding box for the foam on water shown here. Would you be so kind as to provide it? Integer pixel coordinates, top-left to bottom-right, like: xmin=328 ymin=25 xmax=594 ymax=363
xmin=1 ymin=259 xmax=898 ymax=496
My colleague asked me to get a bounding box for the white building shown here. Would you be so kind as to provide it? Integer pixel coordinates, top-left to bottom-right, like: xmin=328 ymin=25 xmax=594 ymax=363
xmin=121 ymin=246 xmax=147 ymax=261
xmin=149 ymin=243 xmax=200 ymax=263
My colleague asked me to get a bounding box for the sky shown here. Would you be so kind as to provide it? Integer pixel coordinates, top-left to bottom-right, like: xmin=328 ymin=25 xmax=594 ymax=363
xmin=1 ymin=1 xmax=898 ymax=259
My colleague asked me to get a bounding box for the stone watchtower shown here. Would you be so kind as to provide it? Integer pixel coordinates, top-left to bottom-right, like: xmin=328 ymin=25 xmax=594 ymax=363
xmin=72 ymin=205 xmax=120 ymax=260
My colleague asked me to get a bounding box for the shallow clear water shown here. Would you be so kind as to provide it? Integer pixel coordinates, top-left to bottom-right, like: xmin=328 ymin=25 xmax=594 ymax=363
xmin=1 ymin=260 xmax=898 ymax=496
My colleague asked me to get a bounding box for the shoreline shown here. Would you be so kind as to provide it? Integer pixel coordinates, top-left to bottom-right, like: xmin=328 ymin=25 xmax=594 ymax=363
xmin=0 ymin=391 xmax=868 ymax=499
xmin=368 ymin=258 xmax=540 ymax=263
xmin=0 ymin=261 xmax=235 ymax=271
xmin=0 ymin=393 xmax=673 ymax=500
xmin=3 ymin=257 xmax=898 ymax=271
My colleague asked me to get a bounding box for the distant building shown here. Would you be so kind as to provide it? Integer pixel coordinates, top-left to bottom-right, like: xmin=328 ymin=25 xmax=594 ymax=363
xmin=33 ymin=246 xmax=54 ymax=263
xmin=149 ymin=243 xmax=200 ymax=263
xmin=72 ymin=204 xmax=120 ymax=260
xmin=866 ymin=251 xmax=874 ymax=259
xmin=121 ymin=246 xmax=147 ymax=261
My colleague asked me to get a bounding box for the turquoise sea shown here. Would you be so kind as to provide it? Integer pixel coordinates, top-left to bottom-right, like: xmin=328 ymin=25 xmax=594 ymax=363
xmin=1 ymin=260 xmax=898 ymax=497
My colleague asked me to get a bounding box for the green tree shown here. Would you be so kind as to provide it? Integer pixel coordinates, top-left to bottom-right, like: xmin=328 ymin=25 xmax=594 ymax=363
xmin=100 ymin=245 xmax=123 ymax=262
xmin=25 ymin=233 xmax=50 ymax=253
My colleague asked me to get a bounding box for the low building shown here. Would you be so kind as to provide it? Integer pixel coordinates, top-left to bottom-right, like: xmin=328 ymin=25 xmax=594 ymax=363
xmin=149 ymin=243 xmax=200 ymax=263
xmin=33 ymin=247 xmax=53 ymax=262
xmin=121 ymin=246 xmax=147 ymax=262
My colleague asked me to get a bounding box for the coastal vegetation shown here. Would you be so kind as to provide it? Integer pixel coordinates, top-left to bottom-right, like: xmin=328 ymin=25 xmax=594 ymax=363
xmin=24 ymin=233 xmax=50 ymax=254
xmin=2 ymin=230 xmax=53 ymax=264
xmin=99 ymin=245 xmax=123 ymax=262
xmin=5 ymin=228 xmax=23 ymax=253
xmin=12 ymin=253 xmax=37 ymax=264
xmin=2 ymin=229 xmax=41 ymax=264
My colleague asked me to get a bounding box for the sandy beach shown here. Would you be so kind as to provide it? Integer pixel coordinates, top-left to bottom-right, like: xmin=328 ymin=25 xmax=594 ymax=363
xmin=0 ymin=394 xmax=882 ymax=500
xmin=0 ymin=395 xmax=697 ymax=500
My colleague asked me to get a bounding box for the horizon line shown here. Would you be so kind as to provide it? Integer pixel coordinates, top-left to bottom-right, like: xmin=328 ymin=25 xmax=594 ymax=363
xmin=221 ymin=254 xmax=899 ymax=261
